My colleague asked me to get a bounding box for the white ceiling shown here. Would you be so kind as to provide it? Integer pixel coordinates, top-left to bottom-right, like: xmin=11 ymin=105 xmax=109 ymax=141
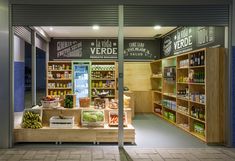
xmin=41 ymin=26 xmax=176 ymax=38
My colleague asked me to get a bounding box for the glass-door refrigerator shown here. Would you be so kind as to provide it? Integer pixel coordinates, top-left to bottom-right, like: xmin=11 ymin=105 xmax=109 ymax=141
xmin=72 ymin=61 xmax=90 ymax=107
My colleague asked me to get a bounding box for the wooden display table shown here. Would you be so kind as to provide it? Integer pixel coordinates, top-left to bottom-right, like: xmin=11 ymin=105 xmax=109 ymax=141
xmin=14 ymin=107 xmax=135 ymax=144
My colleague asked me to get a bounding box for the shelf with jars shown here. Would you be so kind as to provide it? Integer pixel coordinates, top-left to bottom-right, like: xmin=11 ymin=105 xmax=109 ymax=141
xmin=90 ymin=61 xmax=117 ymax=102
xmin=150 ymin=48 xmax=225 ymax=144
xmin=47 ymin=61 xmax=72 ymax=97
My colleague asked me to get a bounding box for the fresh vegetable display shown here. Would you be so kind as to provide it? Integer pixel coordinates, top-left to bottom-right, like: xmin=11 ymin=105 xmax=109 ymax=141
xmin=82 ymin=110 xmax=104 ymax=123
xmin=109 ymin=112 xmax=127 ymax=126
xmin=64 ymin=95 xmax=74 ymax=108
xmin=22 ymin=111 xmax=42 ymax=129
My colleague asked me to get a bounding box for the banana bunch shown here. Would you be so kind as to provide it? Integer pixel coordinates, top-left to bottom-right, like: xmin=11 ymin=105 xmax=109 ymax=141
xmin=22 ymin=111 xmax=42 ymax=129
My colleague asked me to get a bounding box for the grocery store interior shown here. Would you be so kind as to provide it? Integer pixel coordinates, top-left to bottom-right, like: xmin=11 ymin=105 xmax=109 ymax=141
xmin=13 ymin=25 xmax=227 ymax=148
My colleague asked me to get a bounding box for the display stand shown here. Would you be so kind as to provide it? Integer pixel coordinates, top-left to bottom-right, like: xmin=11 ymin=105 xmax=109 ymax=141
xmin=14 ymin=107 xmax=135 ymax=144
xmin=151 ymin=48 xmax=225 ymax=143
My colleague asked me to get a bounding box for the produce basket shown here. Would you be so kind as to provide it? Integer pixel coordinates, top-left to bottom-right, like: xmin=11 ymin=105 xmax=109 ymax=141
xmin=50 ymin=116 xmax=74 ymax=128
xmin=81 ymin=109 xmax=104 ymax=127
xmin=109 ymin=110 xmax=127 ymax=127
xmin=21 ymin=108 xmax=43 ymax=129
xmin=79 ymin=97 xmax=90 ymax=108
xmin=41 ymin=100 xmax=59 ymax=108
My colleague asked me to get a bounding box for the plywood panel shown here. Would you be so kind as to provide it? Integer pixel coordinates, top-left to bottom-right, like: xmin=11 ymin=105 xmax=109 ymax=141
xmin=134 ymin=91 xmax=152 ymax=113
xmin=14 ymin=125 xmax=135 ymax=143
xmin=124 ymin=62 xmax=151 ymax=91
xmin=206 ymin=48 xmax=225 ymax=143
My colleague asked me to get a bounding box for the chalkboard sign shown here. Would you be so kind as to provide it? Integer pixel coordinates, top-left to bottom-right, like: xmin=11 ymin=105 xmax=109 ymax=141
xmin=49 ymin=39 xmax=160 ymax=60
xmin=124 ymin=39 xmax=160 ymax=60
xmin=161 ymin=27 xmax=225 ymax=58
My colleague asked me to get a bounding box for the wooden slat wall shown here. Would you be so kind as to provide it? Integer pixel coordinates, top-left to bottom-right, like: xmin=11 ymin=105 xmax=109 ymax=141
xmin=124 ymin=62 xmax=152 ymax=113
xmin=124 ymin=62 xmax=151 ymax=91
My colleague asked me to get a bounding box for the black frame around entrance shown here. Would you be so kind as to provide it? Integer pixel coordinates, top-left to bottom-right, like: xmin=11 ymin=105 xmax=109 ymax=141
xmin=0 ymin=0 xmax=234 ymax=148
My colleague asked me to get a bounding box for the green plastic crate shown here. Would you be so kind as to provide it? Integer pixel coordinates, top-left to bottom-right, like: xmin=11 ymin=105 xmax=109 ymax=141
xmin=163 ymin=111 xmax=169 ymax=119
xmin=168 ymin=112 xmax=176 ymax=122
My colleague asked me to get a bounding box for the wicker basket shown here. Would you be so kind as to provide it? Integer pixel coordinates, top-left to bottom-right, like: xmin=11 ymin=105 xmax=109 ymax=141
xmin=79 ymin=97 xmax=90 ymax=107
xmin=41 ymin=100 xmax=59 ymax=108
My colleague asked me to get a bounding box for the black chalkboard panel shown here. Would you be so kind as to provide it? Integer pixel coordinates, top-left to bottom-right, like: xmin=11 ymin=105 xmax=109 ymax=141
xmin=161 ymin=27 xmax=225 ymax=58
xmin=49 ymin=38 xmax=160 ymax=60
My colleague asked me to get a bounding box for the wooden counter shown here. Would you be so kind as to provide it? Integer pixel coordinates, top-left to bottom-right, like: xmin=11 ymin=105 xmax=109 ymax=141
xmin=14 ymin=107 xmax=135 ymax=143
xmin=14 ymin=124 xmax=135 ymax=143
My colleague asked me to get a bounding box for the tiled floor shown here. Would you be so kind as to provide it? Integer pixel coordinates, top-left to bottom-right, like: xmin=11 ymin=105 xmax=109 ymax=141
xmin=0 ymin=147 xmax=235 ymax=161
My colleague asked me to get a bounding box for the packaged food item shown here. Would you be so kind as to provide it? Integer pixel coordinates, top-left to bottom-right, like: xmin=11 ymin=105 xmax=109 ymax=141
xmin=124 ymin=95 xmax=130 ymax=108
xmin=109 ymin=99 xmax=118 ymax=109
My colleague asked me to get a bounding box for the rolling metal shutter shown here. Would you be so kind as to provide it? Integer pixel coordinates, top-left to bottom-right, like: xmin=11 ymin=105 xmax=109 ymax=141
xmin=12 ymin=5 xmax=118 ymax=26
xmin=13 ymin=26 xmax=31 ymax=44
xmin=124 ymin=5 xmax=229 ymax=26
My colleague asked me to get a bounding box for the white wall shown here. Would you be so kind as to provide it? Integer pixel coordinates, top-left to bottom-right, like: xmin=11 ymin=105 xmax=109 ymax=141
xmin=14 ymin=35 xmax=25 ymax=62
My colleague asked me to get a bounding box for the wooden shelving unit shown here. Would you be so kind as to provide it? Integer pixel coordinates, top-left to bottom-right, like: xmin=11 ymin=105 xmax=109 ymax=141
xmin=151 ymin=48 xmax=225 ymax=144
xmin=47 ymin=61 xmax=73 ymax=97
xmin=90 ymin=61 xmax=117 ymax=102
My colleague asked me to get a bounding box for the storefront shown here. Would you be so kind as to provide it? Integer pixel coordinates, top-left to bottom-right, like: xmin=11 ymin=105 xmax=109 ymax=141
xmin=0 ymin=0 xmax=235 ymax=148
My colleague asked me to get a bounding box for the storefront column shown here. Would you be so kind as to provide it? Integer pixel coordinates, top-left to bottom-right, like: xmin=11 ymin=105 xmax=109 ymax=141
xmin=230 ymin=0 xmax=235 ymax=147
xmin=31 ymin=30 xmax=37 ymax=105
xmin=0 ymin=0 xmax=12 ymax=148
xmin=118 ymin=5 xmax=124 ymax=147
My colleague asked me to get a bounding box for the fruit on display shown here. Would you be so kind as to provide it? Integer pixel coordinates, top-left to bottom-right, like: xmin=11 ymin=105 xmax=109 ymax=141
xmin=41 ymin=96 xmax=59 ymax=108
xmin=22 ymin=111 xmax=42 ymax=129
xmin=109 ymin=112 xmax=126 ymax=126
xmin=42 ymin=96 xmax=56 ymax=101
xmin=82 ymin=110 xmax=104 ymax=123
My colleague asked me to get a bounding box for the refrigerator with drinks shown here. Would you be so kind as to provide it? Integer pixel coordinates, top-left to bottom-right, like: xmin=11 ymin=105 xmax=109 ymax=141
xmin=72 ymin=61 xmax=91 ymax=107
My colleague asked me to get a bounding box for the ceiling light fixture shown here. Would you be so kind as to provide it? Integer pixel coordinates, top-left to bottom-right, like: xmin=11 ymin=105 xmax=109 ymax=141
xmin=49 ymin=27 xmax=53 ymax=31
xmin=92 ymin=25 xmax=100 ymax=30
xmin=154 ymin=25 xmax=161 ymax=30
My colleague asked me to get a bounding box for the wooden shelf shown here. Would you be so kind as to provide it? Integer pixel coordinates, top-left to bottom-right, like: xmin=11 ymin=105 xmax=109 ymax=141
xmin=91 ymin=95 xmax=115 ymax=98
xmin=189 ymin=116 xmax=205 ymax=123
xmin=150 ymin=48 xmax=225 ymax=143
xmin=177 ymin=110 xmax=190 ymax=117
xmin=177 ymin=67 xmax=188 ymax=70
xmin=177 ymin=124 xmax=190 ymax=132
xmin=153 ymin=101 xmax=162 ymax=106
xmin=188 ymin=83 xmax=205 ymax=85
xmin=91 ymin=87 xmax=115 ymax=90
xmin=48 ymin=88 xmax=72 ymax=90
xmin=191 ymin=132 xmax=206 ymax=142
xmin=92 ymin=70 xmax=115 ymax=72
xmin=177 ymin=97 xmax=189 ymax=101
xmin=189 ymin=65 xmax=205 ymax=69
xmin=151 ymin=76 xmax=162 ymax=79
xmin=163 ymin=93 xmax=176 ymax=98
xmin=48 ymin=78 xmax=72 ymax=81
xmin=177 ymin=82 xmax=188 ymax=84
xmin=152 ymin=90 xmax=162 ymax=94
xmin=189 ymin=100 xmax=205 ymax=105
xmin=48 ymin=70 xmax=72 ymax=72
xmin=163 ymin=106 xmax=176 ymax=112
xmin=153 ymin=112 xmax=163 ymax=118
xmin=91 ymin=78 xmax=115 ymax=80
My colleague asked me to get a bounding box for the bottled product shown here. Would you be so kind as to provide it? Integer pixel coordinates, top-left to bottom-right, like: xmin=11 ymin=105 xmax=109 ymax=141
xmin=190 ymin=55 xmax=194 ymax=66
xmin=191 ymin=106 xmax=205 ymax=120
xmin=190 ymin=52 xmax=205 ymax=66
